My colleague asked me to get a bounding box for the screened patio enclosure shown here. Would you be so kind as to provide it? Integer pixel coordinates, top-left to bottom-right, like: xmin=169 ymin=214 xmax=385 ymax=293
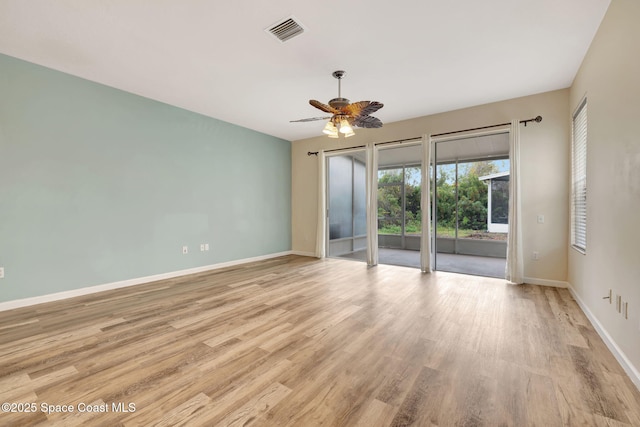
xmin=432 ymin=131 xmax=510 ymax=277
xmin=324 ymin=130 xmax=512 ymax=278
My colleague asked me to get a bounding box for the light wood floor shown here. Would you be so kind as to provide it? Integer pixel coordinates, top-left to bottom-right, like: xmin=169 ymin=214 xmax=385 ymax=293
xmin=1 ymin=255 xmax=639 ymax=426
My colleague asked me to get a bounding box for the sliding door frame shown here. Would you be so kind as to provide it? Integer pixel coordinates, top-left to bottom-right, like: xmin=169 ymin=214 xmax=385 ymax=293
xmin=431 ymin=128 xmax=510 ymax=272
xmin=376 ymin=141 xmax=423 ymax=263
xmin=325 ymin=148 xmax=368 ymax=259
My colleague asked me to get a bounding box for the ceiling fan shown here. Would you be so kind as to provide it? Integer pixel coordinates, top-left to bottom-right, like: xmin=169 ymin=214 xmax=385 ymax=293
xmin=290 ymin=70 xmax=384 ymax=138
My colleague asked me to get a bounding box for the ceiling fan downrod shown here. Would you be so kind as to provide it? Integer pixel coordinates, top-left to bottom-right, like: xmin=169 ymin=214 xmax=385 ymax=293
xmin=329 ymin=70 xmax=349 ymax=110
xmin=333 ymin=70 xmax=345 ymax=97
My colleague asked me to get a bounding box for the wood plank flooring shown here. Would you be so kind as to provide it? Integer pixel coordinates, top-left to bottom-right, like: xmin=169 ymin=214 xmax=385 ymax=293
xmin=1 ymin=255 xmax=639 ymax=426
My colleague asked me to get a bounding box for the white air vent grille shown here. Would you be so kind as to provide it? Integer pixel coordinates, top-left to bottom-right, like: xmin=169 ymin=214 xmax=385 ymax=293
xmin=266 ymin=16 xmax=305 ymax=42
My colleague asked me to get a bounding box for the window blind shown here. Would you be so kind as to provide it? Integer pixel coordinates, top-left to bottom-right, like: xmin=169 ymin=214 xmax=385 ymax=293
xmin=571 ymin=99 xmax=587 ymax=252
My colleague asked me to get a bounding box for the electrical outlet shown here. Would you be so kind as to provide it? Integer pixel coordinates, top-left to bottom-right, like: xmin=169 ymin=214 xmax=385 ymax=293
xmin=0 ymin=267 xmax=4 ymax=279
xmin=204 ymin=243 xmax=209 ymax=251
xmin=182 ymin=246 xmax=188 ymax=254
xmin=532 ymin=251 xmax=539 ymax=260
xmin=200 ymin=244 xmax=205 ymax=252
xmin=537 ymin=214 xmax=545 ymax=224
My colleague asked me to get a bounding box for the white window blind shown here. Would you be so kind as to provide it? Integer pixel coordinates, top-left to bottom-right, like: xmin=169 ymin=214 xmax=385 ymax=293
xmin=571 ymin=99 xmax=587 ymax=252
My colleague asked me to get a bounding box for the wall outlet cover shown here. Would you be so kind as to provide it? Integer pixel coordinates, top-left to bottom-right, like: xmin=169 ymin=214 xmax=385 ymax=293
xmin=0 ymin=267 xmax=4 ymax=279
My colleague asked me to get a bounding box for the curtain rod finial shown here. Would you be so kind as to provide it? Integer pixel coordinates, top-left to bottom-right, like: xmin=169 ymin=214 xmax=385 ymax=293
xmin=522 ymin=115 xmax=542 ymax=126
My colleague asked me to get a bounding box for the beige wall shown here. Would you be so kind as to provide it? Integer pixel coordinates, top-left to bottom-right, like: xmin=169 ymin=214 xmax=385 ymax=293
xmin=292 ymin=89 xmax=570 ymax=284
xmin=569 ymin=0 xmax=640 ymax=380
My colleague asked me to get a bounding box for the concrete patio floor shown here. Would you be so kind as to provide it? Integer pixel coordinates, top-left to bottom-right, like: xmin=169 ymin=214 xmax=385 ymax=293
xmin=336 ymin=248 xmax=506 ymax=279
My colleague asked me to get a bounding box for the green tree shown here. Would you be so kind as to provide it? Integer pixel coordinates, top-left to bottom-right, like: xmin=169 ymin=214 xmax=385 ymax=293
xmin=435 ymin=161 xmax=498 ymax=232
xmin=404 ymin=167 xmax=422 ymax=233
xmin=435 ymin=167 xmax=456 ymax=229
xmin=377 ymin=161 xmax=502 ymax=235
xmin=458 ymin=172 xmax=488 ymax=230
xmin=378 ymin=170 xmax=402 ymax=233
xmin=377 ymin=168 xmax=423 ymax=234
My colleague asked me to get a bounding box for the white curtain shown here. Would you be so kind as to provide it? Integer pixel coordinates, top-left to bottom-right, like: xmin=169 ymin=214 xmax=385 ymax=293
xmin=420 ymin=135 xmax=433 ymax=273
xmin=506 ymin=120 xmax=524 ymax=283
xmin=314 ymin=151 xmax=326 ymax=258
xmin=365 ymin=143 xmax=378 ymax=266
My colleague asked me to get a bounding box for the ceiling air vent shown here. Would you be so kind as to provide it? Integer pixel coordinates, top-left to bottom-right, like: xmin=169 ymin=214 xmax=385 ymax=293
xmin=265 ymin=16 xmax=306 ymax=42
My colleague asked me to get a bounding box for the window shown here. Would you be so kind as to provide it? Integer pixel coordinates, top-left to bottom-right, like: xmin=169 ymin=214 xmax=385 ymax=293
xmin=377 ymin=166 xmax=422 ymax=236
xmin=377 ymin=168 xmax=404 ymax=235
xmin=571 ymin=98 xmax=587 ymax=252
xmin=435 ymin=158 xmax=509 ymax=239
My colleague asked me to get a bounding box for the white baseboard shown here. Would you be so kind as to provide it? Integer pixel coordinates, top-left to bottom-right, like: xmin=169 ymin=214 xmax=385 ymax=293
xmin=0 ymin=251 xmax=293 ymax=312
xmin=290 ymin=250 xmax=316 ymax=258
xmin=568 ymin=284 xmax=640 ymax=391
xmin=523 ymin=276 xmax=568 ymax=288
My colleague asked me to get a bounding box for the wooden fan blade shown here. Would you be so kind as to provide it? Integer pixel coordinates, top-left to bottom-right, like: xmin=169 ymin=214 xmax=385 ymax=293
xmin=290 ymin=116 xmax=332 ymax=123
xmin=360 ymin=101 xmax=383 ymax=116
xmin=353 ymin=115 xmax=383 ymax=128
xmin=343 ymin=101 xmax=369 ymax=116
xmin=310 ymin=99 xmax=339 ymax=114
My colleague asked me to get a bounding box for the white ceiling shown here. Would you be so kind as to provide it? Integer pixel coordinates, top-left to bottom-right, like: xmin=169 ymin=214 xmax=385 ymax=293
xmin=0 ymin=1 xmax=610 ymax=142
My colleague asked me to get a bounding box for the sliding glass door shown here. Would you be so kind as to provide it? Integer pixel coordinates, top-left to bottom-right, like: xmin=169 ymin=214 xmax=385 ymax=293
xmin=326 ymin=152 xmax=367 ymax=260
xmin=377 ymin=165 xmax=422 ymax=251
xmin=433 ymin=131 xmax=510 ymax=278
xmin=376 ymin=144 xmax=423 ymax=268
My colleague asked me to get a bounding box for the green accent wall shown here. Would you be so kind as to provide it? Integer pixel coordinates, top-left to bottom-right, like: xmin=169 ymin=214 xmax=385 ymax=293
xmin=0 ymin=53 xmax=291 ymax=302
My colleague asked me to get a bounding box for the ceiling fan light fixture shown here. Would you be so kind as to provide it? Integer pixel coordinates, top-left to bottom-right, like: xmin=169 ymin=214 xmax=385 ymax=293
xmin=327 ymin=131 xmax=339 ymax=139
xmin=323 ymin=121 xmax=337 ymax=135
xmin=339 ymin=118 xmax=353 ymax=134
xmin=344 ymin=129 xmax=355 ymax=138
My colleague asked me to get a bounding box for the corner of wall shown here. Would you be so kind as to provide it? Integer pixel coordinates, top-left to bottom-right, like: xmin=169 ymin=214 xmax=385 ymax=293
xmin=567 ymin=283 xmax=640 ymax=391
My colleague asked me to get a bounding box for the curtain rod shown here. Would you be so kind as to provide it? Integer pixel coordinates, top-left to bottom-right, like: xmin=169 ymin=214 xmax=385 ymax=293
xmin=307 ymin=145 xmax=366 ymax=156
xmin=375 ymin=136 xmax=423 ymax=147
xmin=431 ymin=115 xmax=542 ymax=138
xmin=307 ymin=115 xmax=542 ymax=156
xmin=307 ymin=137 xmax=422 ymax=156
